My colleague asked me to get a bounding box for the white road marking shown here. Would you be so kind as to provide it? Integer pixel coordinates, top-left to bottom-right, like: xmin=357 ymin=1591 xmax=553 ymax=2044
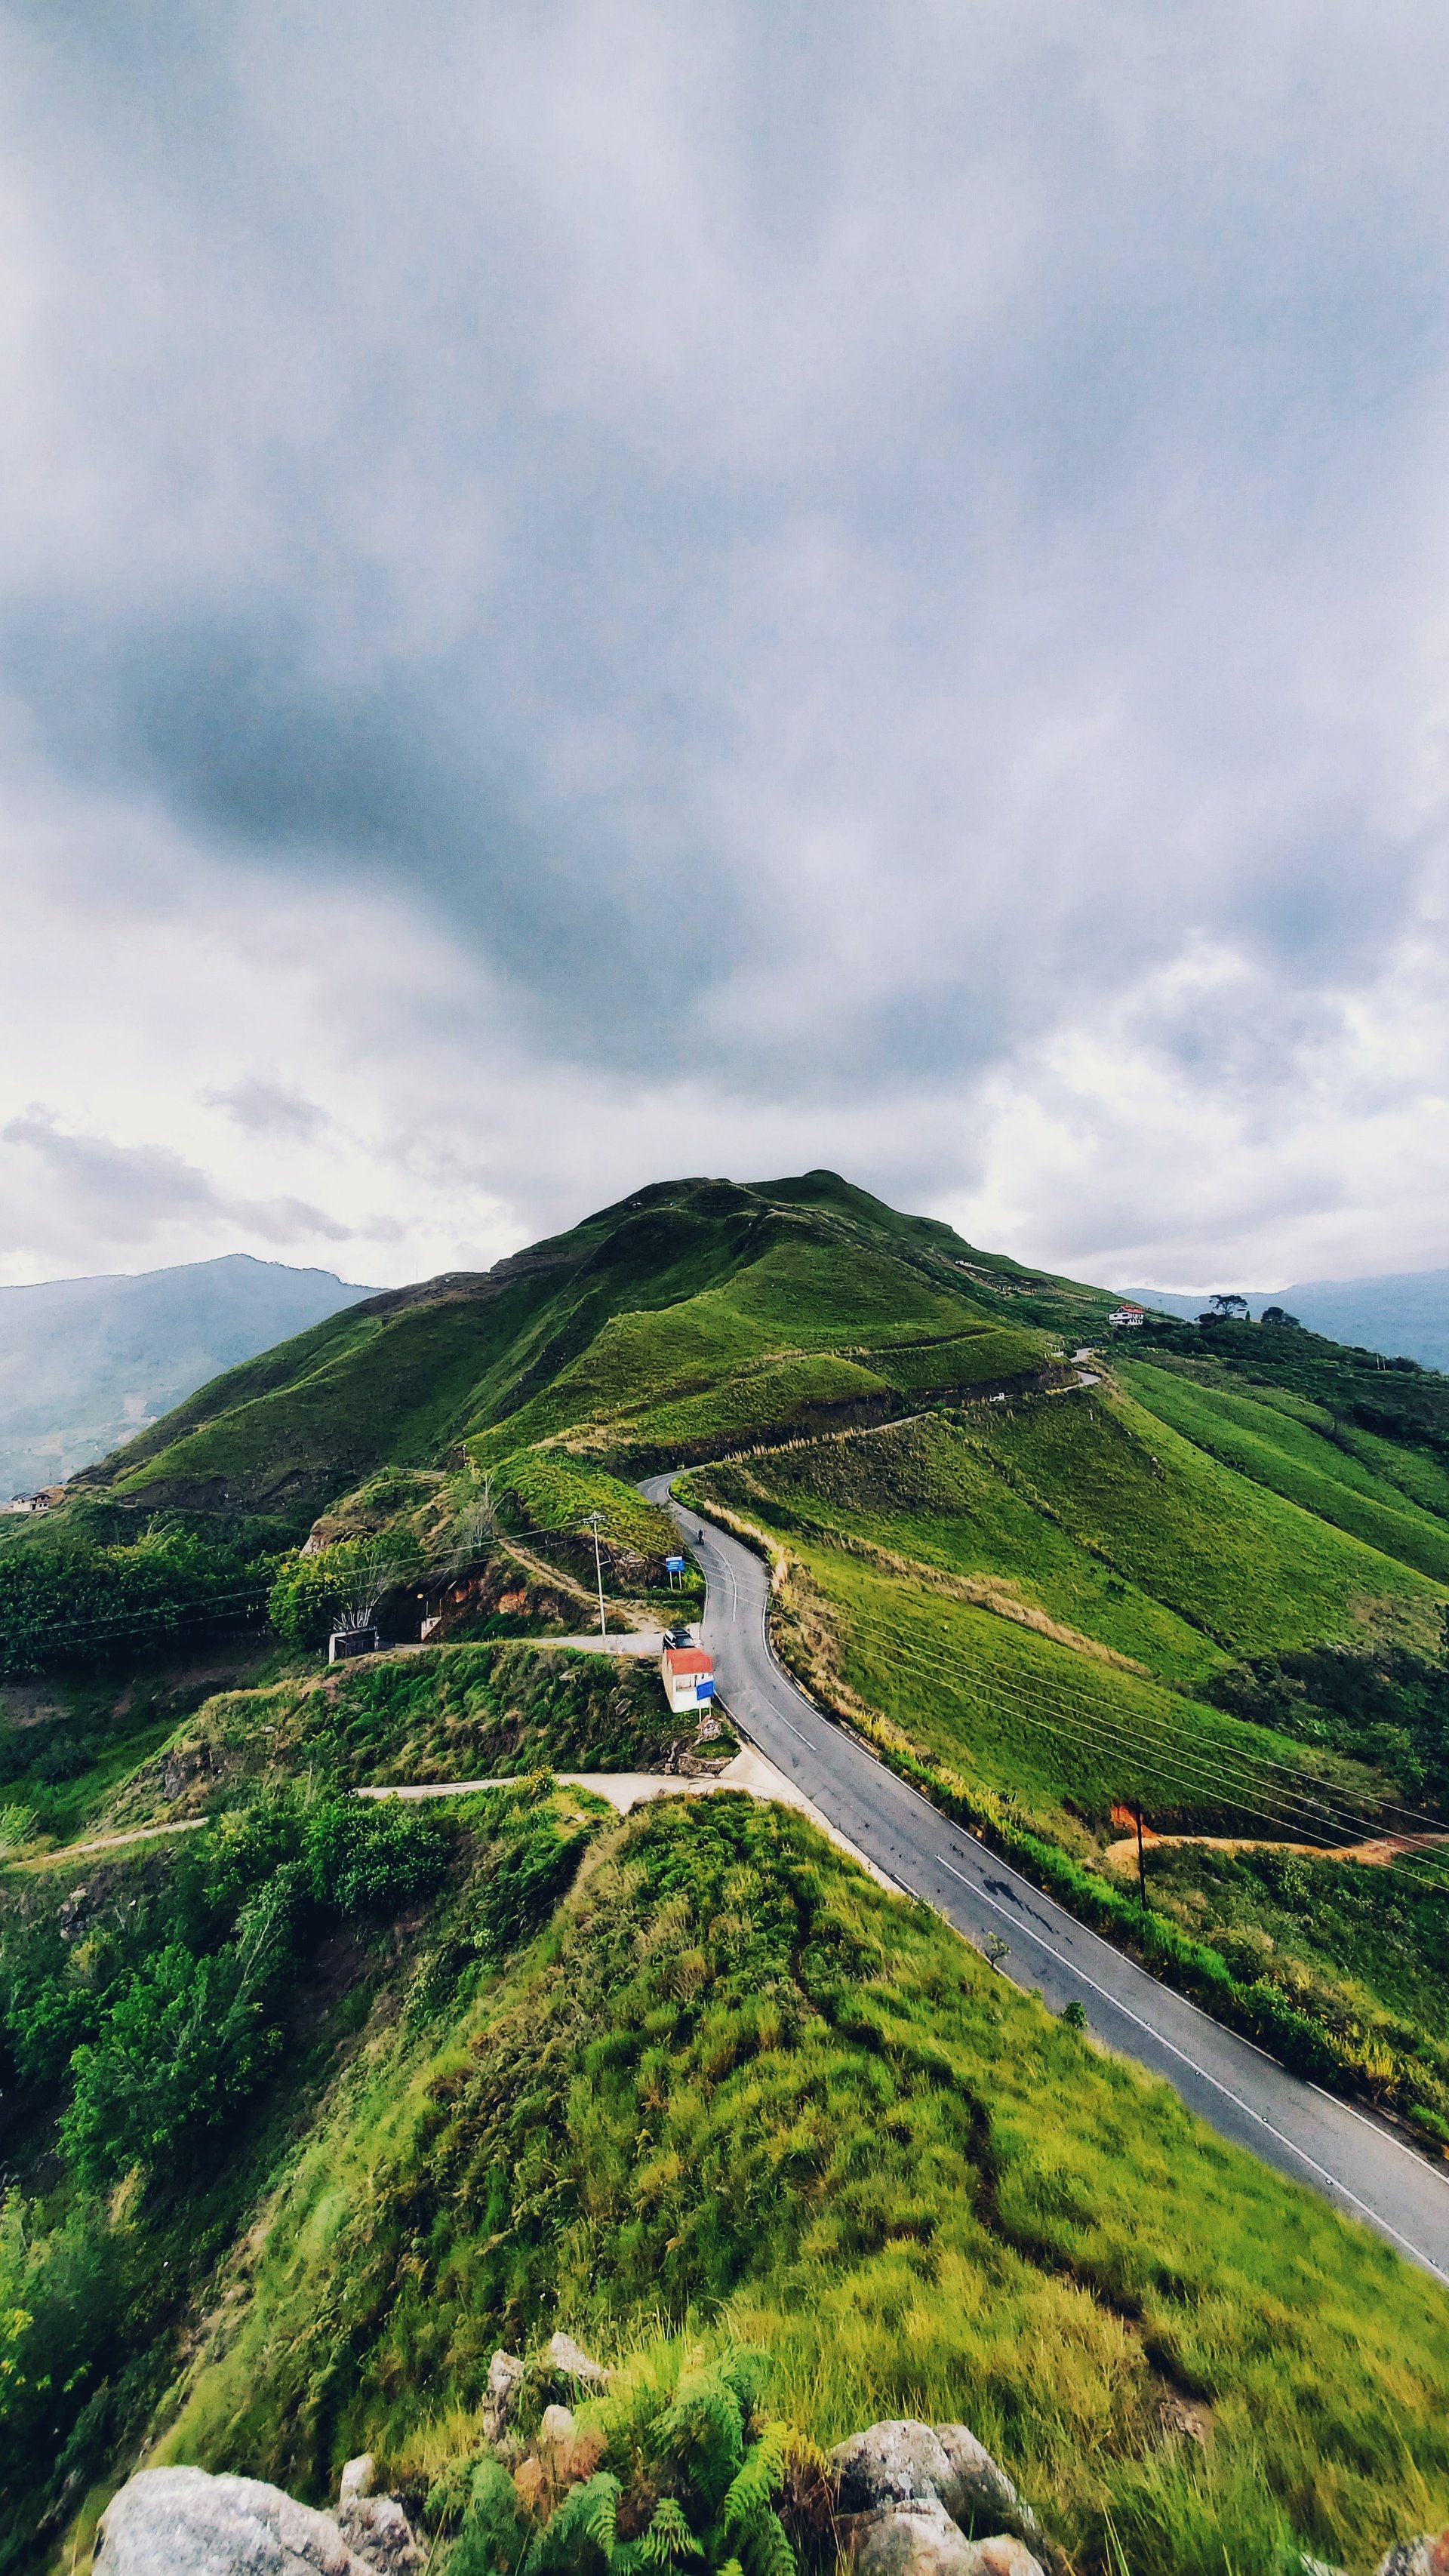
xmin=931 ymin=1851 xmax=1449 ymax=2282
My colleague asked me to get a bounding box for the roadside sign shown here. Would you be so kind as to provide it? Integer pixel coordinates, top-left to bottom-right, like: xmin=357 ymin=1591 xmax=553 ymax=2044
xmin=665 ymin=1556 xmax=686 ymax=1571
xmin=695 ymin=1677 xmax=715 ymax=1701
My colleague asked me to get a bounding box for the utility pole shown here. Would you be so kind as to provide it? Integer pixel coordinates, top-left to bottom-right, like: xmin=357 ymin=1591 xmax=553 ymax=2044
xmin=1135 ymin=1802 xmax=1148 ymax=1913
xmin=586 ymin=1512 xmax=607 ymax=1640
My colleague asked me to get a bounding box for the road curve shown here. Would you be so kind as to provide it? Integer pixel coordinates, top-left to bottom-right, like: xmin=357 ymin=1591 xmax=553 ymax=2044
xmin=641 ymin=1473 xmax=1449 ymax=2283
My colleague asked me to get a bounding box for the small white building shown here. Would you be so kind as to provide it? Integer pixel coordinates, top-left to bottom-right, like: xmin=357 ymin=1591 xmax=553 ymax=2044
xmin=660 ymin=1643 xmax=716 ymax=1716
xmin=1108 ymin=1303 xmax=1146 ymax=1330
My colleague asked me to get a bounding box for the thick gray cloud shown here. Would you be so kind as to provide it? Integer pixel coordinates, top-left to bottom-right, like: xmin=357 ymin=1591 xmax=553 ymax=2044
xmin=1 ymin=2 xmax=1448 ymax=1286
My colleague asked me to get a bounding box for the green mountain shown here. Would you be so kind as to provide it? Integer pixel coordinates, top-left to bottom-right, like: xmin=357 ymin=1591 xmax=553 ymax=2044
xmin=5 ymin=1175 xmax=1449 ymax=2576
xmin=69 ymin=1171 xmax=1106 ymax=1528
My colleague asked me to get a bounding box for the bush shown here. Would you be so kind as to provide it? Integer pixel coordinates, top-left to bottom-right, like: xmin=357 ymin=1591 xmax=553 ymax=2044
xmin=0 ymin=1521 xmax=275 ymax=1679
xmin=60 ymin=1873 xmax=301 ymax=2189
xmin=268 ymin=1533 xmax=423 ymax=1651
xmin=304 ymin=1797 xmax=451 ymax=1916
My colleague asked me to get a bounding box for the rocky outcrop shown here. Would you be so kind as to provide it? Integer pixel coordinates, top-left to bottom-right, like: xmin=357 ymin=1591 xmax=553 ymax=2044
xmin=94 ymin=2467 xmax=375 ymax=2575
xmin=832 ymin=2421 xmax=1044 ymax=2576
xmin=546 ymin=2328 xmax=613 ymax=2387
xmin=934 ymin=2425 xmax=1038 ymax=2538
xmin=483 ymin=2346 xmax=527 ymax=2442
xmin=835 ymin=2424 xmax=959 ymax=2511
xmin=94 ymin=2463 xmax=422 ymax=2576
xmin=338 ymin=2492 xmax=423 ymax=2573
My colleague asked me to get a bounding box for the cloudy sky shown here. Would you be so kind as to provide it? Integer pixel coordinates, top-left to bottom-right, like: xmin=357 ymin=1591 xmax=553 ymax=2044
xmin=2 ymin=2 xmax=1447 ymax=1296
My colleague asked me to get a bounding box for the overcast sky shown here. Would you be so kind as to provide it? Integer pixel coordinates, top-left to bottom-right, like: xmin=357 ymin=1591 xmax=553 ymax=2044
xmin=2 ymin=2 xmax=1447 ymax=1295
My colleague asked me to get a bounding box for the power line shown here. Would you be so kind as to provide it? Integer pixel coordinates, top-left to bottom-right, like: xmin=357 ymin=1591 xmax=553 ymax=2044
xmin=855 ymin=1626 xmax=1449 ymax=1892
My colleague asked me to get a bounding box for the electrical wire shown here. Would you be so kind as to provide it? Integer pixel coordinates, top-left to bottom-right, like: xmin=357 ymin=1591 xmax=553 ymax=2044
xmin=859 ymin=1625 xmax=1449 ymax=1891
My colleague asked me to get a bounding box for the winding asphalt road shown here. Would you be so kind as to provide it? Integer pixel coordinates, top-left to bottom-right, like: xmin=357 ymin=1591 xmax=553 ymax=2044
xmin=641 ymin=1473 xmax=1449 ymax=2283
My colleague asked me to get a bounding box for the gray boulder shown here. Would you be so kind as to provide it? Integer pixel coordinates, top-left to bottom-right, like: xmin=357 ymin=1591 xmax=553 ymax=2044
xmin=483 ymin=2346 xmax=526 ymax=2442
xmin=339 ymin=2458 xmax=377 ymax=2504
xmin=960 ymin=2544 xmax=1044 ymax=2576
xmin=841 ymin=2501 xmax=980 ymax=2576
xmin=934 ymin=2426 xmax=1038 ymax=2538
xmin=337 ymin=2494 xmax=423 ymax=2574
xmin=841 ymin=2504 xmax=1044 ymax=2576
xmin=548 ymin=2330 xmax=612 ymax=2387
xmin=833 ymin=2423 xmax=957 ymax=2513
xmin=94 ymin=2466 xmax=374 ymax=2575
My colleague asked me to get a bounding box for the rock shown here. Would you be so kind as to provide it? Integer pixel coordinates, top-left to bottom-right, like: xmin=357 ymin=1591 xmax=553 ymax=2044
xmin=547 ymin=2330 xmax=612 ymax=2387
xmin=840 ymin=2501 xmax=981 ymax=2576
xmin=540 ymin=2405 xmax=577 ymax=2446
xmin=934 ymin=2427 xmax=1037 ymax=2538
xmin=483 ymin=2347 xmax=526 ymax=2442
xmin=833 ymin=2423 xmax=956 ymax=2513
xmin=337 ymin=2495 xmax=423 ymax=2574
xmin=960 ymin=2542 xmax=1044 ymax=2576
xmin=339 ymin=2458 xmax=377 ymax=2504
xmin=1376 ymin=2538 xmax=1449 ymax=2576
xmin=94 ymin=2464 xmax=374 ymax=2575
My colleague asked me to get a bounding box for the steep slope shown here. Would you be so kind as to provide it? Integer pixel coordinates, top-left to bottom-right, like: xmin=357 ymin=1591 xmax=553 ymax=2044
xmin=9 ymin=1177 xmax=1449 ymax=2576
xmin=66 ymin=1174 xmax=1103 ymax=1528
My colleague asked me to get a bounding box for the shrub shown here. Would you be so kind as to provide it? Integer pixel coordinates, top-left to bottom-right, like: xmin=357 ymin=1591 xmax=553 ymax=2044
xmin=268 ymin=1531 xmax=423 ymax=1651
xmin=60 ymin=1873 xmax=301 ymax=2189
xmin=304 ymin=1797 xmax=451 ymax=1917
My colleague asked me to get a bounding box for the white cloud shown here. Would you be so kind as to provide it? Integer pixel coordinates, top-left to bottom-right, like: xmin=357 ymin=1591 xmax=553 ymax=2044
xmin=1 ymin=4 xmax=1448 ymax=1290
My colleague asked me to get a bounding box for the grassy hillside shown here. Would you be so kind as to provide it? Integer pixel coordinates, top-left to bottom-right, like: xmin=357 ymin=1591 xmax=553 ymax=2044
xmin=1119 ymin=1362 xmax=1449 ymax=1583
xmin=8 ymin=1759 xmax=1449 ymax=2576
xmin=11 ymin=1177 xmax=1449 ymax=2571
xmin=60 ymin=1175 xmax=1103 ymax=1534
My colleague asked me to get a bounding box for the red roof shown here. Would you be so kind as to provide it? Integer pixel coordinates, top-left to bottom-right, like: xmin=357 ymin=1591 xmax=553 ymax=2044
xmin=663 ymin=1646 xmax=714 ymax=1676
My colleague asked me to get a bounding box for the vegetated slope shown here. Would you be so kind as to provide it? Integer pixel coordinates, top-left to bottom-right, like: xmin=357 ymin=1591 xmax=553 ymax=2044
xmin=149 ymin=1794 xmax=1449 ymax=2576
xmin=681 ymin=1374 xmax=1449 ymax=2139
xmin=688 ymin=1400 xmax=1441 ymax=1830
xmin=1119 ymin=1362 xmax=1449 ymax=1583
xmin=63 ymin=1173 xmax=1096 ymax=1531
xmin=0 ymin=1174 xmax=1086 ymax=1685
xmin=0 ymin=1254 xmax=374 ymax=1503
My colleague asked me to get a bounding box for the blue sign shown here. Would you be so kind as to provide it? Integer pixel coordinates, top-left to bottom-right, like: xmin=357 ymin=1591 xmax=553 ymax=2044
xmin=665 ymin=1556 xmax=686 ymax=1572
xmin=695 ymin=1677 xmax=715 ymax=1701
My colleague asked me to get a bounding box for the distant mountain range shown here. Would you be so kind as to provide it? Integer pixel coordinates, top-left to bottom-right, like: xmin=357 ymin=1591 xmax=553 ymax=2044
xmin=1133 ymin=1270 xmax=1449 ymax=1372
xmin=0 ymin=1255 xmax=374 ymax=1502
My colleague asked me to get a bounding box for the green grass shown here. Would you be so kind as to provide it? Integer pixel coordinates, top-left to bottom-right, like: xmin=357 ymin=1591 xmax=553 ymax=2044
xmin=706 ymin=1415 xmax=1225 ymax=1688
xmin=1120 ymin=1363 xmax=1449 ymax=1583
xmin=492 ymin=1449 xmax=678 ymax=1559
xmin=964 ymin=1385 xmax=1444 ymax=1656
xmin=684 ymin=1445 xmax=1449 ymax=2129
xmin=865 ymin=1325 xmax=1049 ymax=1390
xmin=155 ymin=1795 xmax=1449 ymax=2576
xmin=99 ymin=1642 xmax=704 ymax=1823
xmin=771 ymin=1531 xmax=1362 ymax=1837
xmin=70 ymin=1173 xmax=1073 ymax=1531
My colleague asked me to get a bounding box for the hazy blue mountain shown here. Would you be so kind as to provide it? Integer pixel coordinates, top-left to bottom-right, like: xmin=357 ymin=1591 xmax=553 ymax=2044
xmin=1130 ymin=1271 xmax=1449 ymax=1371
xmin=0 ymin=1255 xmax=374 ymax=1502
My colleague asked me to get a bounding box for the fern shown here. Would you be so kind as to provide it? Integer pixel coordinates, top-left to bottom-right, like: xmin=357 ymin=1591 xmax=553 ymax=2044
xmin=638 ymin=2498 xmax=705 ymax=2568
xmin=716 ymin=2421 xmax=790 ymax=2535
xmin=654 ymin=2365 xmax=746 ymax=2511
xmin=736 ymin=2510 xmax=795 ymax=2576
xmin=525 ymin=2472 xmax=623 ymax=2576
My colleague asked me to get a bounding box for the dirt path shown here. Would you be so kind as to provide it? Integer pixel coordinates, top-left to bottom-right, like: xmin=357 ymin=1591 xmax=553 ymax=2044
xmin=1103 ymin=1824 xmax=1449 ymax=1874
xmin=8 ymin=1817 xmax=208 ymax=1871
